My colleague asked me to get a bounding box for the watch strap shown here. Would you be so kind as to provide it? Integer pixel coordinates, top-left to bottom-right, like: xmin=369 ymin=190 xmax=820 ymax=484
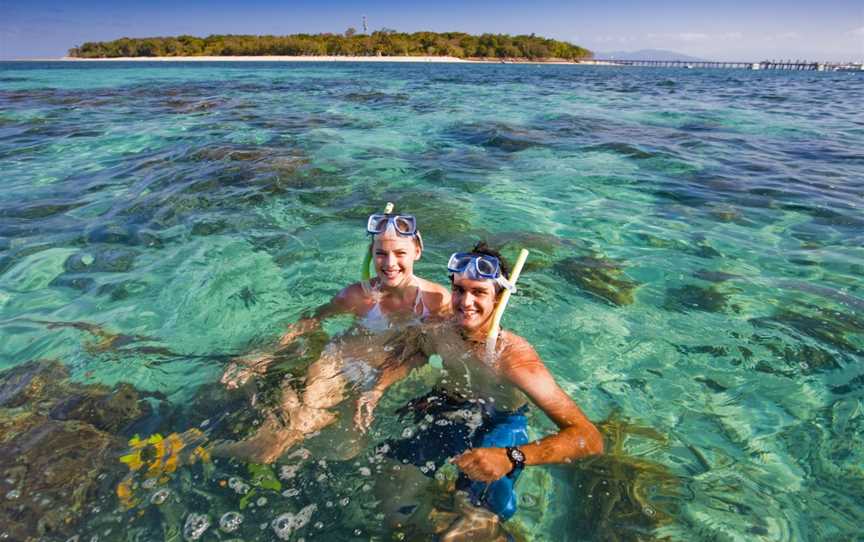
xmin=505 ymin=446 xmax=525 ymax=477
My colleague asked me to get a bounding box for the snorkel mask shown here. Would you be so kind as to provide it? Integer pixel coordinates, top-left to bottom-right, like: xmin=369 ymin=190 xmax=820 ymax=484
xmin=366 ymin=214 xmax=418 ymax=237
xmin=447 ymin=252 xmax=516 ymax=293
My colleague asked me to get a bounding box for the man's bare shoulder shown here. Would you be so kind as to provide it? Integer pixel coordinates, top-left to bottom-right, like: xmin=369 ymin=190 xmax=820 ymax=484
xmin=500 ymin=331 xmax=545 ymax=373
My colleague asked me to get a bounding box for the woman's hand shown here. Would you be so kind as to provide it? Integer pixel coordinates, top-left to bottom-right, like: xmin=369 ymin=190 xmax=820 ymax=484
xmin=220 ymin=353 xmax=272 ymax=389
xmin=353 ymin=389 xmax=384 ymax=433
xmin=278 ymin=318 xmax=319 ymax=347
xmin=451 ymin=448 xmax=512 ymax=483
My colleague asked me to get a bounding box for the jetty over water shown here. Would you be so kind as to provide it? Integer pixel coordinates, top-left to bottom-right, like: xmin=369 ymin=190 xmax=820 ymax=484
xmin=586 ymin=59 xmax=864 ymax=72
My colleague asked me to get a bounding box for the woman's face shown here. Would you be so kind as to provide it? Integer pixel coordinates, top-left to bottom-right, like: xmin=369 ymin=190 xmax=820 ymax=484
xmin=373 ymin=234 xmax=421 ymax=288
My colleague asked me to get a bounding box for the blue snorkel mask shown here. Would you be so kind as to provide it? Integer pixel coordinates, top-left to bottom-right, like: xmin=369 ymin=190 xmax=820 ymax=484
xmin=447 ymin=252 xmax=516 ymax=293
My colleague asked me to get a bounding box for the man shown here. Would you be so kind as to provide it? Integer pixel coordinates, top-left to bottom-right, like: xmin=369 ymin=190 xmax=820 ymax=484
xmin=370 ymin=242 xmax=603 ymax=533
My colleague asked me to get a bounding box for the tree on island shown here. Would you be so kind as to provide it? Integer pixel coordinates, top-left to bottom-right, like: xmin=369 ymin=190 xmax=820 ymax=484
xmin=67 ymin=31 xmax=593 ymax=60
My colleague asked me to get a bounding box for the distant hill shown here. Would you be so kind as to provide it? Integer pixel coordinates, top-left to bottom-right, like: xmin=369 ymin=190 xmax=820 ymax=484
xmin=596 ymin=49 xmax=705 ymax=62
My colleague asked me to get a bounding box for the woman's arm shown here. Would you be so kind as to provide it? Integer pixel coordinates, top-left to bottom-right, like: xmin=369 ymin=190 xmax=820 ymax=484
xmin=221 ymin=284 xmax=363 ymax=389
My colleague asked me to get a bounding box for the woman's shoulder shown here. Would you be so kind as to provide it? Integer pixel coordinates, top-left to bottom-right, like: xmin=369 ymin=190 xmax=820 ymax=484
xmin=416 ymin=277 xmax=451 ymax=311
xmin=334 ymin=282 xmax=375 ymax=311
xmin=416 ymin=277 xmax=450 ymax=295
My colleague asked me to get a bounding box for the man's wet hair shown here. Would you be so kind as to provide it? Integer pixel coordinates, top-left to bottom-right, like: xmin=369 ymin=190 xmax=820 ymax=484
xmin=450 ymin=241 xmax=511 ymax=296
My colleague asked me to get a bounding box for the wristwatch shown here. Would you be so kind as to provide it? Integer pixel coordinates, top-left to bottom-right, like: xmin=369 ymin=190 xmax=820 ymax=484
xmin=505 ymin=446 xmax=526 ymax=476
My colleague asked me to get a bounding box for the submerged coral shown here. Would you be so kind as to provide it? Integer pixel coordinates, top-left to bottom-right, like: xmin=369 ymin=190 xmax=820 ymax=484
xmin=0 ymin=360 xmax=160 ymax=540
xmin=664 ymin=284 xmax=732 ymax=314
xmin=568 ymin=416 xmax=680 ymax=542
xmin=554 ymin=255 xmax=641 ymax=306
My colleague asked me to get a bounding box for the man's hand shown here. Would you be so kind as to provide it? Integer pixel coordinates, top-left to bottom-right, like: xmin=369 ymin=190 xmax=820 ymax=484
xmin=451 ymin=448 xmax=512 ymax=483
xmin=353 ymin=389 xmax=384 ymax=433
xmin=220 ymin=353 xmax=273 ymax=389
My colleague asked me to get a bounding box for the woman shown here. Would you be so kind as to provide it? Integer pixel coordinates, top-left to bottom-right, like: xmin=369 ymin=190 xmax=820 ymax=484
xmin=217 ymin=210 xmax=450 ymax=463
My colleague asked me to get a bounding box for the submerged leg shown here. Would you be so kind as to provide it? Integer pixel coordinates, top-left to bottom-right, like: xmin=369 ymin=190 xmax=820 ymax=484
xmin=283 ymin=353 xmax=347 ymax=433
xmin=213 ymin=354 xmax=349 ymax=464
xmin=210 ymin=414 xmax=303 ymax=464
xmin=440 ymin=492 xmax=509 ymax=542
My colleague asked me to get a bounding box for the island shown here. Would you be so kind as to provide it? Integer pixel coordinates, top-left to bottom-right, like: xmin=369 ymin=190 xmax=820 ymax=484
xmin=66 ymin=31 xmax=593 ymax=62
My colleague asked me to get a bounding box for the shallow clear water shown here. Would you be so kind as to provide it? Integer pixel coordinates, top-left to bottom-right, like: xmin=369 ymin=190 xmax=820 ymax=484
xmin=1 ymin=61 xmax=862 ymax=541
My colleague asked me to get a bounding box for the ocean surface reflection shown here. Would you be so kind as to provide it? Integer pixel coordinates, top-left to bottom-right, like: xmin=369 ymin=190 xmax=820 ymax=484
xmin=0 ymin=61 xmax=862 ymax=541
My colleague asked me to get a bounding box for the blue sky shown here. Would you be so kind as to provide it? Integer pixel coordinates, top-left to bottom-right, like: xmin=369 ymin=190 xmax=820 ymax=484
xmin=1 ymin=0 xmax=862 ymax=61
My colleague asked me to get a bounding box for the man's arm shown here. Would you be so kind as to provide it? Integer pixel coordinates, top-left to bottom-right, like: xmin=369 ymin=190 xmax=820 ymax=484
xmin=354 ymin=352 xmax=427 ymax=432
xmin=453 ymin=334 xmax=603 ymax=482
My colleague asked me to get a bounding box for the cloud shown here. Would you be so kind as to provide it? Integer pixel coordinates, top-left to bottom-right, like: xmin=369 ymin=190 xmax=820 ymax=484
xmin=850 ymin=26 xmax=864 ymax=37
xmin=593 ymin=35 xmax=637 ymax=44
xmin=761 ymin=31 xmax=800 ymax=41
xmin=647 ymin=32 xmax=710 ymax=42
xmin=678 ymin=32 xmax=710 ymax=42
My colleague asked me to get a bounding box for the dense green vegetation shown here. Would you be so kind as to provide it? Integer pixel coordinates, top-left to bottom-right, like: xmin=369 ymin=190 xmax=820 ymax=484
xmin=68 ymin=31 xmax=592 ymax=60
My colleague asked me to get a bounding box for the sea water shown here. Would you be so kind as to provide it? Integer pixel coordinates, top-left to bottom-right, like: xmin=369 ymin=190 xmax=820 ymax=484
xmin=0 ymin=61 xmax=862 ymax=541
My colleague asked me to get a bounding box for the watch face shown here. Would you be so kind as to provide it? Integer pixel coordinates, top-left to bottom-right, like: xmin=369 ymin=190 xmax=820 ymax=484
xmin=509 ymin=448 xmax=525 ymax=463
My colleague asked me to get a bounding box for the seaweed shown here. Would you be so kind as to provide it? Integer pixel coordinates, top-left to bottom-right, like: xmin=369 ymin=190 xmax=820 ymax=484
xmin=0 ymin=360 xmax=162 ymax=540
xmin=664 ymin=284 xmax=731 ymax=314
xmin=553 ymin=255 xmax=640 ymax=306
xmin=752 ymin=303 xmax=864 ymax=356
xmin=567 ymin=415 xmax=680 ymax=542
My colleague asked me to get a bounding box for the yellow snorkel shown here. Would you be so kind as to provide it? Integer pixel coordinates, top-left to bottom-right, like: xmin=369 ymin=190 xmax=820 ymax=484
xmin=486 ymin=249 xmax=529 ymax=359
xmin=362 ymin=202 xmax=395 ymax=280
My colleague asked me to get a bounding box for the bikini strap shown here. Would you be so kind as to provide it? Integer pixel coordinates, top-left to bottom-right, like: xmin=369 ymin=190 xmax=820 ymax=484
xmin=412 ymin=279 xmax=430 ymax=317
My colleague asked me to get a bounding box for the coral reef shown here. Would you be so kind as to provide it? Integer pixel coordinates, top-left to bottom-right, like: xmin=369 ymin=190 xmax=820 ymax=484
xmin=554 ymin=255 xmax=640 ymax=306
xmin=0 ymin=360 xmax=160 ymax=540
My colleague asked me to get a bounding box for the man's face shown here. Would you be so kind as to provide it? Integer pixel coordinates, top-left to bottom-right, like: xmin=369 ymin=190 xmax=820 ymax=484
xmin=451 ymin=274 xmax=498 ymax=332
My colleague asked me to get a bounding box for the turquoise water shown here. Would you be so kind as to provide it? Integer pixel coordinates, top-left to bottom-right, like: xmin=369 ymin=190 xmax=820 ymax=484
xmin=1 ymin=61 xmax=863 ymax=541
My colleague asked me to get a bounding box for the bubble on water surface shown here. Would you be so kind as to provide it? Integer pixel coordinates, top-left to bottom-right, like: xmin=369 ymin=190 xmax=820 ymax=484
xmin=150 ymin=488 xmax=171 ymax=505
xmin=279 ymin=465 xmax=299 ymax=480
xmin=271 ymin=504 xmax=317 ymax=540
xmin=219 ymin=511 xmax=243 ymax=533
xmin=183 ymin=513 xmax=210 ymax=541
xmin=228 ymin=477 xmax=250 ymax=495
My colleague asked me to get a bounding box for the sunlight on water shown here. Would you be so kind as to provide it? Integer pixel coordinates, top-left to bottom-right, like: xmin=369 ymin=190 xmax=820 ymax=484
xmin=1 ymin=61 xmax=862 ymax=541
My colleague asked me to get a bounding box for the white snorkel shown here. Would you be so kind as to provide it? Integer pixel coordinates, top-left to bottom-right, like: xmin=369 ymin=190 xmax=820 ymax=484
xmin=486 ymin=248 xmax=529 ymax=359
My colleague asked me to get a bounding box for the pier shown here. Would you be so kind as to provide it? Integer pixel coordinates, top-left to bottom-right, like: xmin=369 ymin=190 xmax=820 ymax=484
xmin=585 ymin=59 xmax=864 ymax=71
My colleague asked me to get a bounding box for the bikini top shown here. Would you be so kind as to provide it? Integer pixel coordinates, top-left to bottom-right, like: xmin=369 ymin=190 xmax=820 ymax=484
xmin=358 ymin=278 xmax=430 ymax=332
